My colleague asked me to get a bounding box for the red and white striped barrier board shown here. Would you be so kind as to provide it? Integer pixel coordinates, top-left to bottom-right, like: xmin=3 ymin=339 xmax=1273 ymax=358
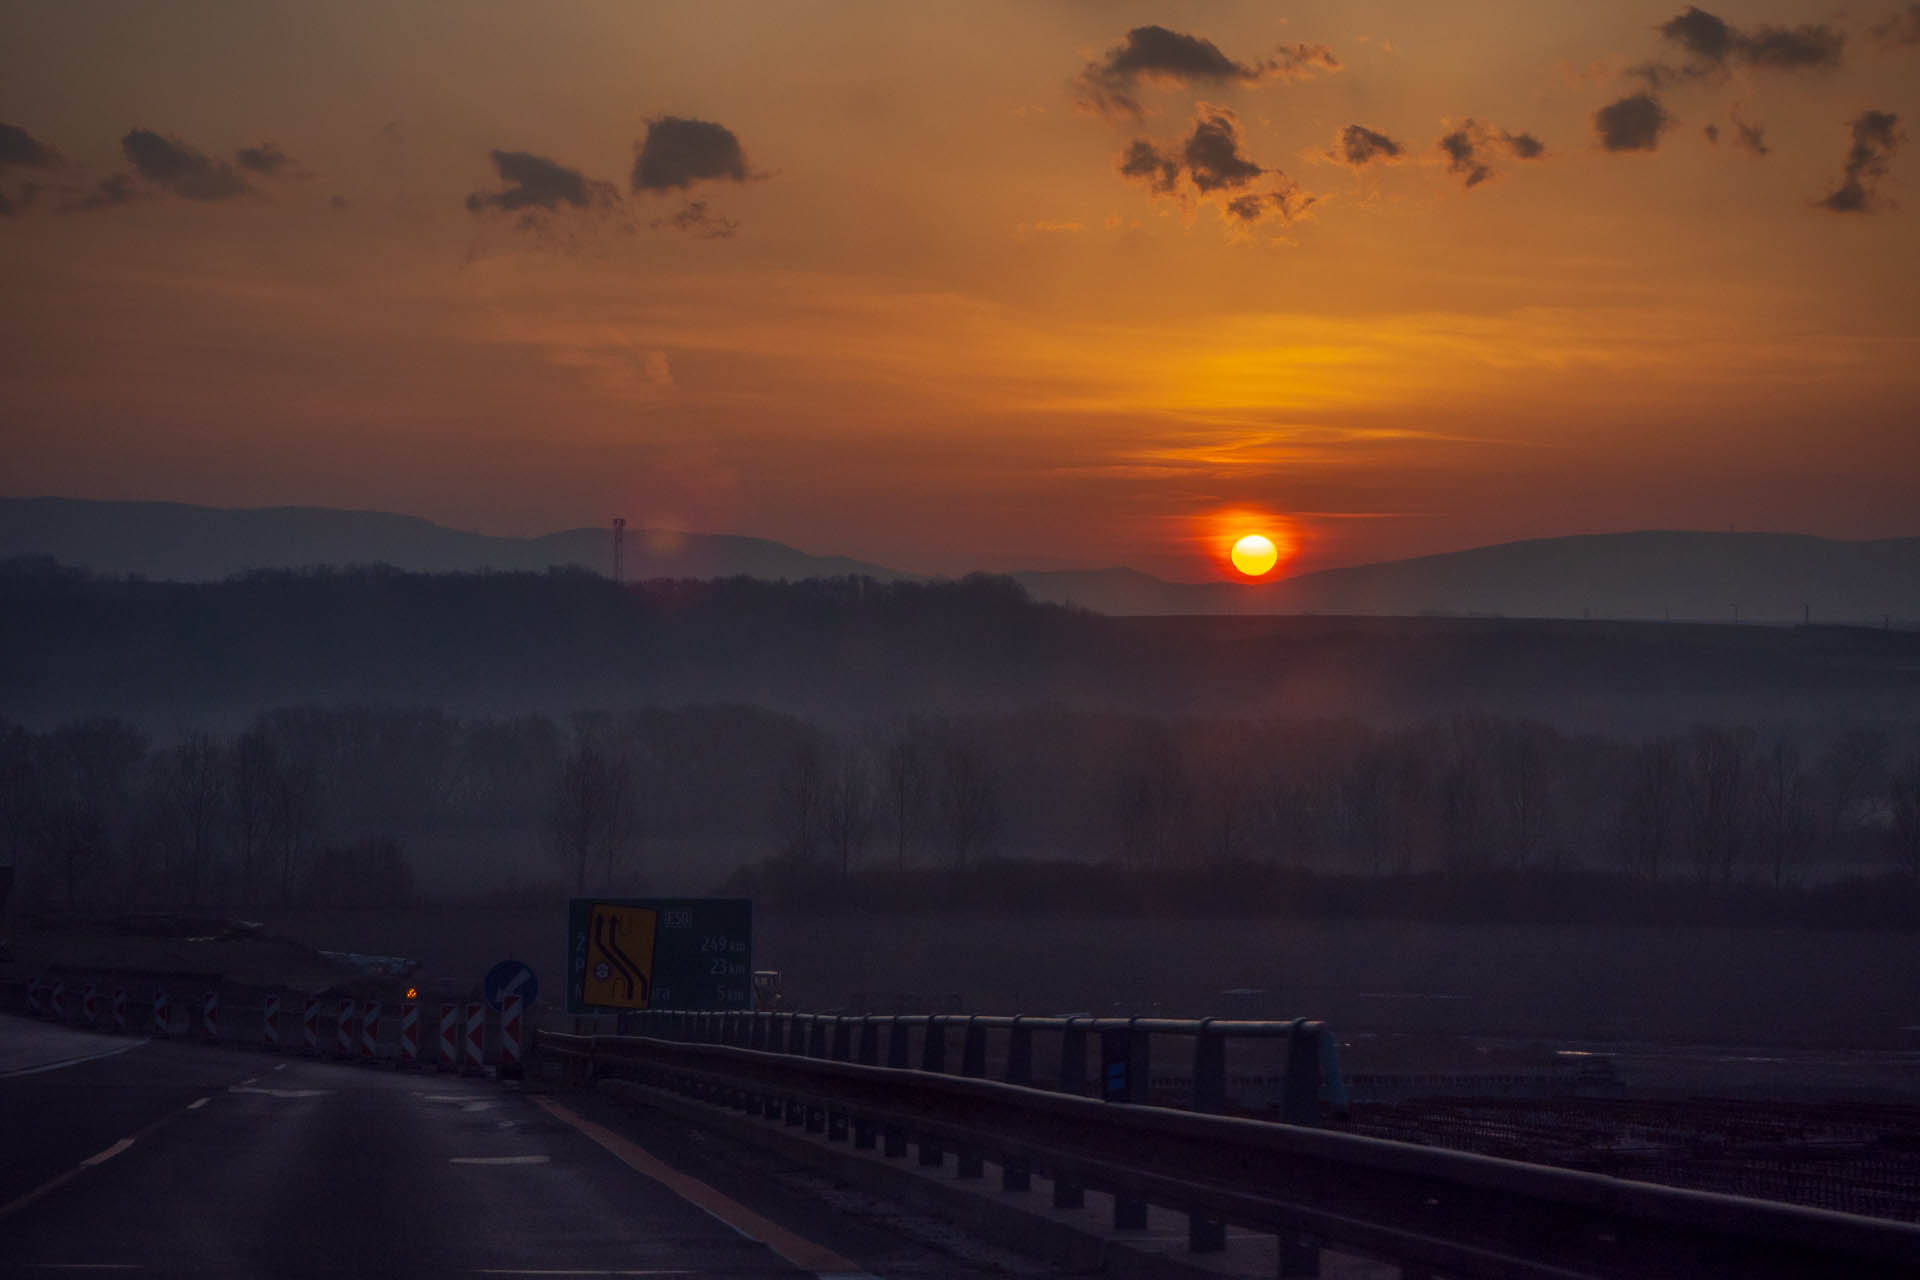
xmin=361 ymin=1001 xmax=380 ymax=1060
xmin=82 ymin=984 xmax=101 ymax=1026
xmin=336 ymin=999 xmax=356 ymax=1057
xmin=399 ymin=1003 xmax=420 ymax=1065
xmin=153 ymin=989 xmax=172 ymax=1037
xmin=464 ymin=1001 xmax=485 ymax=1071
xmin=438 ymin=1003 xmax=458 ymax=1071
xmin=50 ymin=980 xmax=67 ymax=1021
xmin=500 ymin=994 xmax=523 ymax=1073
xmin=303 ymin=998 xmax=320 ymax=1053
xmin=264 ymin=994 xmax=281 ymax=1049
xmin=202 ymin=991 xmax=219 ymax=1042
xmin=112 ymin=988 xmax=128 ymax=1034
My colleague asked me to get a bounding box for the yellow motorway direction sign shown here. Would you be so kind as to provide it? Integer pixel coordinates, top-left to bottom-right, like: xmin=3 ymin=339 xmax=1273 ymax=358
xmin=567 ymin=898 xmax=752 ymax=1013
xmin=581 ymin=903 xmax=658 ymax=1009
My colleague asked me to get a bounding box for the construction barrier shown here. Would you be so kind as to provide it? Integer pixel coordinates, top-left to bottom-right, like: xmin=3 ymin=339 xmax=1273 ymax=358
xmin=25 ymin=978 xmax=46 ymax=1016
xmin=264 ymin=994 xmax=281 ymax=1049
xmin=153 ymin=989 xmax=172 ymax=1037
xmin=50 ymin=979 xmax=67 ymax=1021
xmin=202 ymin=991 xmax=219 ymax=1043
xmin=439 ymin=1003 xmax=458 ymax=1071
xmin=399 ymin=1003 xmax=420 ymax=1066
xmin=336 ymin=999 xmax=356 ymax=1057
xmin=361 ymin=1001 xmax=380 ymax=1061
xmin=81 ymin=984 xmax=101 ymax=1026
xmin=464 ymin=1001 xmax=485 ymax=1072
xmin=303 ymin=997 xmax=320 ymax=1053
xmin=500 ymin=994 xmax=524 ymax=1075
xmin=112 ymin=988 xmax=128 ymax=1034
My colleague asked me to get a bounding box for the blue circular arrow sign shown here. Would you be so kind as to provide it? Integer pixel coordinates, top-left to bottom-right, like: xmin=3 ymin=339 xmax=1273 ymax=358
xmin=483 ymin=960 xmax=539 ymax=1012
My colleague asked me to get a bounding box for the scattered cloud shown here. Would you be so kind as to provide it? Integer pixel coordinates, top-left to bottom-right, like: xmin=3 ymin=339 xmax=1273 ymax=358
xmin=1817 ymin=109 xmax=1902 ymax=212
xmin=1075 ymin=24 xmax=1338 ymax=120
xmin=1873 ymin=5 xmax=1920 ymax=47
xmin=234 ymin=142 xmax=298 ymax=176
xmin=632 ymin=117 xmax=749 ymax=193
xmin=652 ymin=199 xmax=738 ymax=239
xmin=1594 ymin=92 xmax=1672 ymax=152
xmin=59 ymin=173 xmax=138 ymax=213
xmin=1731 ymin=114 xmax=1769 ymax=155
xmin=1639 ymin=7 xmax=1844 ymax=85
xmin=1117 ymin=106 xmax=1311 ymax=228
xmin=122 ymin=128 xmax=252 ymax=201
xmin=1330 ymin=124 xmax=1403 ymax=166
xmin=1705 ymin=123 xmax=1721 ymax=143
xmin=1436 ymin=120 xmax=1547 ymax=187
xmin=0 ymin=123 xmax=61 ymax=172
xmin=466 ymin=149 xmax=617 ymax=216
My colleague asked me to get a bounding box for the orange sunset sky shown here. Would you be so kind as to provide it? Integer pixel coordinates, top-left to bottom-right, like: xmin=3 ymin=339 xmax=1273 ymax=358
xmin=2 ymin=2 xmax=1916 ymax=581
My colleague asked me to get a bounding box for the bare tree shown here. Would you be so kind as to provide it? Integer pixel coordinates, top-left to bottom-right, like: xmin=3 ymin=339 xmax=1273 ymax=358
xmin=547 ymin=739 xmax=636 ymax=895
xmin=1618 ymin=738 xmax=1680 ymax=880
xmin=877 ymin=724 xmax=926 ymax=868
xmin=1890 ymin=749 xmax=1920 ymax=880
xmin=1752 ymin=736 xmax=1810 ymax=886
xmin=157 ymin=732 xmax=224 ymax=905
xmin=229 ymin=727 xmax=279 ymax=905
xmin=771 ymin=739 xmax=825 ymax=866
xmin=822 ymin=743 xmax=875 ymax=881
xmin=1684 ymin=725 xmax=1749 ymax=885
xmin=938 ymin=745 xmax=1001 ymax=869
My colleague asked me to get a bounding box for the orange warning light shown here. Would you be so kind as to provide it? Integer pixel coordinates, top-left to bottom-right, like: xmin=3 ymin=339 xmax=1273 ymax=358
xmin=405 ymin=987 xmax=419 ymax=1000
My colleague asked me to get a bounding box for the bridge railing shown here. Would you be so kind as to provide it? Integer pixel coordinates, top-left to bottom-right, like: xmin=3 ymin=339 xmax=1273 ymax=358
xmin=536 ymin=1019 xmax=1920 ymax=1280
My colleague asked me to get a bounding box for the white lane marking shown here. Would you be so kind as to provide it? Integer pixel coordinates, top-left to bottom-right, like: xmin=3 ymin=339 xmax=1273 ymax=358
xmin=0 ymin=1042 xmax=142 ymax=1079
xmin=273 ymin=1063 xmax=288 ymax=1071
xmin=241 ymin=1076 xmax=259 ymax=1085
xmin=80 ymin=1139 xmax=135 ymax=1167
xmin=186 ymin=1097 xmax=209 ymax=1110
xmin=229 ymin=1086 xmax=332 ymax=1098
xmin=21 ymin=1265 xmax=143 ymax=1271
xmin=449 ymin=1154 xmax=550 ymax=1165
xmin=471 ymin=1271 xmax=691 ymax=1276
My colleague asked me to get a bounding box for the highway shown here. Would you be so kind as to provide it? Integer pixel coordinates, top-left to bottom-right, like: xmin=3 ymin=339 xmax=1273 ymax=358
xmin=0 ymin=1015 xmax=1025 ymax=1279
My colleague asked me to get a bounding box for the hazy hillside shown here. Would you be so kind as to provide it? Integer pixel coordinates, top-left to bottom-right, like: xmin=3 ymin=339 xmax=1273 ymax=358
xmin=1017 ymin=532 xmax=1920 ymax=625
xmin=0 ymin=497 xmax=907 ymax=583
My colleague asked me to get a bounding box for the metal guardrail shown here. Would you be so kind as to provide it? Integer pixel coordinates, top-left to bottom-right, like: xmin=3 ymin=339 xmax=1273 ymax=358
xmin=538 ymin=1016 xmax=1920 ymax=1279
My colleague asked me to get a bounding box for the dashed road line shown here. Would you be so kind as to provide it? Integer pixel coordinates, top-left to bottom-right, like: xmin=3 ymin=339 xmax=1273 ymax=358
xmin=186 ymin=1097 xmax=209 ymax=1111
xmin=449 ymin=1154 xmax=550 ymax=1165
xmin=0 ymin=1042 xmax=142 ymax=1079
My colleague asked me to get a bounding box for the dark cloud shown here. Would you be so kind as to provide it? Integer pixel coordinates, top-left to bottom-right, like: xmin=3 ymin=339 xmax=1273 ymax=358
xmin=1732 ymin=116 xmax=1769 ymax=155
xmin=1818 ymin=109 xmax=1902 ymax=212
xmin=1183 ymin=110 xmax=1264 ymax=191
xmin=1118 ymin=138 xmax=1180 ymax=194
xmin=653 ymin=199 xmax=738 ymax=239
xmin=1646 ymin=7 xmax=1844 ymax=81
xmin=235 ymin=142 xmax=297 ymax=176
xmin=1594 ymin=92 xmax=1672 ymax=152
xmin=466 ymin=149 xmax=617 ymax=214
xmin=631 ymin=117 xmax=748 ymax=193
xmin=1332 ymin=124 xmax=1402 ymax=166
xmin=60 ymin=173 xmax=138 ymax=213
xmin=1075 ymin=24 xmax=1338 ymax=119
xmin=0 ymin=123 xmax=61 ymax=172
xmin=1437 ymin=120 xmax=1547 ymax=186
xmin=1874 ymin=5 xmax=1920 ymax=47
xmin=1117 ymin=107 xmax=1308 ymax=227
xmin=1705 ymin=123 xmax=1721 ymax=143
xmin=122 ymin=129 xmax=250 ymax=201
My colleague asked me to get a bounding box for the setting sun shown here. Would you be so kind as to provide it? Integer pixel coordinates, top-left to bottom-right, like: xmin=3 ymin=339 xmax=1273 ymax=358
xmin=1230 ymin=534 xmax=1279 ymax=578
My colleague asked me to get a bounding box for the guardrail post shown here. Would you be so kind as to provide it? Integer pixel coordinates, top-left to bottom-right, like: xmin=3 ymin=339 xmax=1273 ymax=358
xmin=804 ymin=1016 xmax=828 ymax=1133
xmin=1188 ymin=1019 xmax=1228 ymax=1251
xmin=750 ymin=1011 xmax=769 ymax=1051
xmin=1000 ymin=1017 xmax=1033 ymax=1192
xmin=852 ymin=1017 xmax=880 ymax=1150
xmin=955 ymin=1016 xmax=986 ymax=1179
xmin=827 ymin=1017 xmax=852 ymax=1142
xmin=1052 ymin=1018 xmax=1088 ymax=1208
xmin=1101 ymin=1020 xmax=1150 ymax=1228
xmin=918 ymin=1015 xmax=947 ymax=1168
xmin=1278 ymin=1019 xmax=1324 ymax=1276
xmin=883 ymin=1017 xmax=910 ymax=1158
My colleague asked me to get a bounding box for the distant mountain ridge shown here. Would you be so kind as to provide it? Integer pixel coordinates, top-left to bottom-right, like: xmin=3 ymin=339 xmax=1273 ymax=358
xmin=4 ymin=498 xmax=1917 ymax=623
xmin=0 ymin=497 xmax=908 ymax=584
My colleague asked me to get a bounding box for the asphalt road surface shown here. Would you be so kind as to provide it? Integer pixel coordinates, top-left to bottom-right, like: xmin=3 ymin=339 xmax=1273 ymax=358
xmin=0 ymin=1014 xmax=1035 ymax=1279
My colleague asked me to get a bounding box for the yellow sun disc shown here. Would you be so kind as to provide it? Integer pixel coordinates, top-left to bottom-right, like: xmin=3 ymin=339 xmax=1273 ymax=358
xmin=1231 ymin=533 xmax=1278 ymax=577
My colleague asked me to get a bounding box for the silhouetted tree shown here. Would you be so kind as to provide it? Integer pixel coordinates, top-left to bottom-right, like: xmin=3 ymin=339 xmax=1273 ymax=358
xmin=772 ymin=739 xmax=825 ymax=866
xmin=877 ymin=722 xmax=927 ymax=869
xmin=1618 ymin=738 xmax=1681 ymax=880
xmin=1684 ymin=725 xmax=1750 ymax=884
xmin=822 ymin=742 xmax=875 ymax=881
xmin=547 ymin=738 xmax=635 ymax=894
xmin=938 ymin=745 xmax=1001 ymax=868
xmin=1890 ymin=749 xmax=1920 ymax=880
xmin=1752 ymin=736 xmax=1810 ymax=886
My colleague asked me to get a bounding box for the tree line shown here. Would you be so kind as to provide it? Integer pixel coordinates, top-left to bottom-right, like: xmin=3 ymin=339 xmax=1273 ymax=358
xmin=4 ymin=703 xmax=1918 ymax=922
